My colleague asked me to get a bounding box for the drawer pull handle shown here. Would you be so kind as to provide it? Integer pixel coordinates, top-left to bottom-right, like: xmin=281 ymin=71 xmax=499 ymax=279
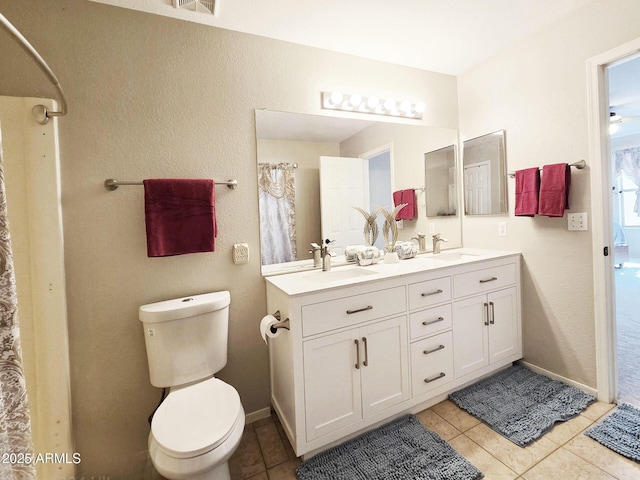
xmin=354 ymin=339 xmax=360 ymax=369
xmin=489 ymin=301 xmax=495 ymax=325
xmin=423 ymin=344 xmax=445 ymax=355
xmin=479 ymin=277 xmax=498 ymax=284
xmin=424 ymin=372 xmax=446 ymax=383
xmin=484 ymin=302 xmax=489 ymax=326
xmin=422 ymin=316 xmax=445 ymax=326
xmin=346 ymin=305 xmax=373 ymax=315
xmin=421 ymin=289 xmax=443 ymax=297
xmin=362 ymin=337 xmax=369 ymax=367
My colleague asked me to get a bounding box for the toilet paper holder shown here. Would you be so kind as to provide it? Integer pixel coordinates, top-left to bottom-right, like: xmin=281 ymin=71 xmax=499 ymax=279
xmin=271 ymin=310 xmax=290 ymax=332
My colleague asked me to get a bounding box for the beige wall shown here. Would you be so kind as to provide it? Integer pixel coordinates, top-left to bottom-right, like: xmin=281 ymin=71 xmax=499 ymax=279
xmin=0 ymin=1 xmax=458 ymax=477
xmin=457 ymin=0 xmax=640 ymax=388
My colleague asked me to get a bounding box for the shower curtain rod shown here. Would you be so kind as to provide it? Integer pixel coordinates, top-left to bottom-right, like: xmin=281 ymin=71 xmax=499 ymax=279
xmin=0 ymin=13 xmax=67 ymax=125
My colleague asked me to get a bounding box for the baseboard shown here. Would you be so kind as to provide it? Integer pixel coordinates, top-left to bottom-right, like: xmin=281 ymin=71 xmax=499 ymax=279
xmin=519 ymin=360 xmax=597 ymax=397
xmin=245 ymin=407 xmax=272 ymax=425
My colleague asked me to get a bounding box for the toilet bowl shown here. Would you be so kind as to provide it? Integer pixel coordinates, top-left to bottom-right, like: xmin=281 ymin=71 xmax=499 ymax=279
xmin=139 ymin=292 xmax=245 ymax=480
xmin=148 ymin=378 xmax=245 ymax=480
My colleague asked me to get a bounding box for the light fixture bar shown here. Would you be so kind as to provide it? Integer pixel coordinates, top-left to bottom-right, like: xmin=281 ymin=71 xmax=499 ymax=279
xmin=321 ymin=91 xmax=425 ymax=119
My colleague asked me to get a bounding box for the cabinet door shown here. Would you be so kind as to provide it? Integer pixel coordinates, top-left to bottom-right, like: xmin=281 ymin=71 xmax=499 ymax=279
xmin=488 ymin=287 xmax=519 ymax=363
xmin=453 ymin=295 xmax=489 ymax=378
xmin=303 ymin=329 xmax=362 ymax=441
xmin=360 ymin=316 xmax=409 ymax=417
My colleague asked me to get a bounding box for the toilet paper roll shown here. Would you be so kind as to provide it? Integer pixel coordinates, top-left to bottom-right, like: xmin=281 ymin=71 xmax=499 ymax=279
xmin=260 ymin=314 xmax=285 ymax=344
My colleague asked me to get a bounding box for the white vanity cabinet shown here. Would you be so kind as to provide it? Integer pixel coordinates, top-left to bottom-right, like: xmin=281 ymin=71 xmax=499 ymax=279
xmin=452 ymin=261 xmax=520 ymax=380
xmin=265 ymin=250 xmax=521 ymax=458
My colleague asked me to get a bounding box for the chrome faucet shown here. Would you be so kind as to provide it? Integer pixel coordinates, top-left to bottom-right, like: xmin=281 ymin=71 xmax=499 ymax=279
xmin=432 ymin=233 xmax=448 ymax=254
xmin=412 ymin=233 xmax=427 ymax=253
xmin=309 ymin=243 xmax=322 ymax=268
xmin=322 ymin=239 xmax=335 ymax=271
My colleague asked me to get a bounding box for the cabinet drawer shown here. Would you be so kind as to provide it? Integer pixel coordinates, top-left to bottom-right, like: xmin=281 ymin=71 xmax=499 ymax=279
xmin=409 ymin=304 xmax=452 ymax=341
xmin=411 ymin=331 xmax=453 ymax=396
xmin=302 ymin=286 xmax=406 ymax=337
xmin=408 ymin=277 xmax=451 ymax=310
xmin=453 ymin=264 xmax=516 ymax=298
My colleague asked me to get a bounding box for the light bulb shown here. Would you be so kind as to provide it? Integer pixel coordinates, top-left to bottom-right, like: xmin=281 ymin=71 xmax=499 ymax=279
xmin=414 ymin=101 xmax=426 ymax=113
xmin=367 ymin=96 xmax=379 ymax=110
xmin=349 ymin=94 xmax=362 ymax=108
xmin=609 ymin=123 xmax=619 ymax=135
xmin=399 ymin=100 xmax=412 ymax=115
xmin=329 ymin=91 xmax=343 ymax=106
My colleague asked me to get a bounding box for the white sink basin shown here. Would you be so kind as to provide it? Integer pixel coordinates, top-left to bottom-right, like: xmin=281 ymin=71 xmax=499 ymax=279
xmin=430 ymin=252 xmax=480 ymax=262
xmin=304 ymin=267 xmax=377 ymax=284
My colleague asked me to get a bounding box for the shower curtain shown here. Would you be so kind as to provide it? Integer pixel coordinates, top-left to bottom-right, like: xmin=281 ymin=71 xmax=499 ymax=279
xmin=0 ymin=130 xmax=35 ymax=479
xmin=258 ymin=163 xmax=297 ymax=265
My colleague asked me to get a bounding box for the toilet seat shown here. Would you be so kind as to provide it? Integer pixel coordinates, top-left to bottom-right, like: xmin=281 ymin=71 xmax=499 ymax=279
xmin=151 ymin=377 xmax=242 ymax=459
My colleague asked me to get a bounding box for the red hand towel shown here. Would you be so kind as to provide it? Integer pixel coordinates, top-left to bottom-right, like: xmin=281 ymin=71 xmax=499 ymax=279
xmin=538 ymin=163 xmax=571 ymax=217
xmin=393 ymin=189 xmax=417 ymax=220
xmin=514 ymin=167 xmax=540 ymax=217
xmin=143 ymin=179 xmax=217 ymax=257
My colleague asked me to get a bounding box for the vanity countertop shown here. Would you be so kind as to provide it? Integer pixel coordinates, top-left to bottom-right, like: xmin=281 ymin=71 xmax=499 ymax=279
xmin=265 ymin=248 xmax=521 ymax=296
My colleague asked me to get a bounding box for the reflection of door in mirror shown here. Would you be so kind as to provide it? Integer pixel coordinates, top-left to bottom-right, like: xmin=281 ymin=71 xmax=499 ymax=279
xmin=320 ymin=156 xmax=370 ymax=256
xmin=464 ymin=161 xmax=491 ymax=214
xmin=462 ymin=131 xmax=507 ymax=215
xmin=425 ymin=145 xmax=457 ymax=217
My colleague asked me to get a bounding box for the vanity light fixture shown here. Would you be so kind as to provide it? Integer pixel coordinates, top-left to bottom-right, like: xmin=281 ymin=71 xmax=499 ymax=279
xmin=321 ymin=91 xmax=425 ymax=119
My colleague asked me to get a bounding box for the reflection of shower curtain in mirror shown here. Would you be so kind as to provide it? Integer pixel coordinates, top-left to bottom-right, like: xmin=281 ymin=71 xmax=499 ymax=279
xmin=0 ymin=129 xmax=35 ymax=479
xmin=258 ymin=163 xmax=297 ymax=265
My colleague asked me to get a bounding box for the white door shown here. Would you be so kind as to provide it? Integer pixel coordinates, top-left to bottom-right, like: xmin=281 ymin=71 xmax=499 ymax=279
xmin=320 ymin=156 xmax=369 ymax=255
xmin=360 ymin=317 xmax=409 ymax=417
xmin=303 ymin=329 xmax=362 ymax=441
xmin=464 ymin=161 xmax=491 ymax=215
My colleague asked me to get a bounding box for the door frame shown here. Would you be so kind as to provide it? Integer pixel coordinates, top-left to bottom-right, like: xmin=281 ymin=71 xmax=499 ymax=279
xmin=587 ymin=37 xmax=640 ymax=403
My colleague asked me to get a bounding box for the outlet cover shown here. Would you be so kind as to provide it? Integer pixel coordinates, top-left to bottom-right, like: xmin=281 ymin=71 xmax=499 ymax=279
xmin=233 ymin=243 xmax=250 ymax=264
xmin=568 ymin=213 xmax=588 ymax=231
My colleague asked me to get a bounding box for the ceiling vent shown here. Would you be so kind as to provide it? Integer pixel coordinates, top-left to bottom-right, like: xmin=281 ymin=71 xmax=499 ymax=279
xmin=172 ymin=0 xmax=218 ymax=16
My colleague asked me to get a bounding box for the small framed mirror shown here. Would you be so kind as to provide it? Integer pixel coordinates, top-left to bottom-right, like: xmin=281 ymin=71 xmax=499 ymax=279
xmin=462 ymin=130 xmax=507 ymax=215
xmin=425 ymin=145 xmax=457 ymax=217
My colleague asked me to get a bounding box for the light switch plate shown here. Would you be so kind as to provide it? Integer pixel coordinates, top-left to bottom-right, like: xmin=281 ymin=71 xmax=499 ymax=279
xmin=568 ymin=213 xmax=588 ymax=231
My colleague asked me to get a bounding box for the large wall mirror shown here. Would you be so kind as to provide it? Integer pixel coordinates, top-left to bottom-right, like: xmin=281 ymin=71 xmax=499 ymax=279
xmin=462 ymin=130 xmax=508 ymax=215
xmin=256 ymin=110 xmax=461 ymax=275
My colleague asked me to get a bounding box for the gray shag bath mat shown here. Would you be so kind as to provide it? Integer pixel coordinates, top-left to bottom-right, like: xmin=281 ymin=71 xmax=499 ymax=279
xmin=449 ymin=363 xmax=595 ymax=447
xmin=585 ymin=403 xmax=640 ymax=461
xmin=296 ymin=414 xmax=483 ymax=480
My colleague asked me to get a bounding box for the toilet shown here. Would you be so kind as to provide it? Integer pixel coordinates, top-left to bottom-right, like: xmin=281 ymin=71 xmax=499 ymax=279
xmin=139 ymin=291 xmax=245 ymax=480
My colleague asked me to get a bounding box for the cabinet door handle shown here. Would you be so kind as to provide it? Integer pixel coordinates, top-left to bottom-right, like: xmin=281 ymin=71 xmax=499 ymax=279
xmin=354 ymin=339 xmax=360 ymax=369
xmin=483 ymin=302 xmax=489 ymax=326
xmin=346 ymin=305 xmax=373 ymax=315
xmin=423 ymin=344 xmax=445 ymax=355
xmin=479 ymin=277 xmax=498 ymax=284
xmin=421 ymin=289 xmax=443 ymax=297
xmin=489 ymin=301 xmax=495 ymax=325
xmin=424 ymin=372 xmax=446 ymax=383
xmin=422 ymin=316 xmax=445 ymax=326
xmin=362 ymin=337 xmax=368 ymax=367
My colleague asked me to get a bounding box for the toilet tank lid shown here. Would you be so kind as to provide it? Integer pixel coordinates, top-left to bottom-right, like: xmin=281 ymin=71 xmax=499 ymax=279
xmin=139 ymin=291 xmax=230 ymax=324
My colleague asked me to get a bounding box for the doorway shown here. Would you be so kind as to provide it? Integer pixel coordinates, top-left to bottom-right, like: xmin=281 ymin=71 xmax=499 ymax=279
xmin=608 ymin=55 xmax=640 ymax=406
xmin=588 ymin=38 xmax=640 ymax=404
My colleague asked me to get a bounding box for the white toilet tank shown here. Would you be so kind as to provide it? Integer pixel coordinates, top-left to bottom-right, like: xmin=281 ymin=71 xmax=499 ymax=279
xmin=139 ymin=291 xmax=230 ymax=388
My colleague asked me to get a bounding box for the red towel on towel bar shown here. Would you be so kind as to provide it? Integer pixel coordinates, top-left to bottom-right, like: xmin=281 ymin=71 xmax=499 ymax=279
xmin=538 ymin=163 xmax=571 ymax=217
xmin=143 ymin=179 xmax=217 ymax=257
xmin=514 ymin=167 xmax=540 ymax=216
xmin=393 ymin=189 xmax=417 ymax=220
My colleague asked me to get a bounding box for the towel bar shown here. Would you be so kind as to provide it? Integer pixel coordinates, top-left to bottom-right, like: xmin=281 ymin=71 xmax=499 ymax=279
xmin=104 ymin=178 xmax=238 ymax=190
xmin=508 ymin=160 xmax=586 ymax=178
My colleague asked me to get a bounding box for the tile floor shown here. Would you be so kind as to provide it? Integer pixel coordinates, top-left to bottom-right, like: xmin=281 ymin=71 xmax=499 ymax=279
xmin=228 ymin=400 xmax=640 ymax=480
